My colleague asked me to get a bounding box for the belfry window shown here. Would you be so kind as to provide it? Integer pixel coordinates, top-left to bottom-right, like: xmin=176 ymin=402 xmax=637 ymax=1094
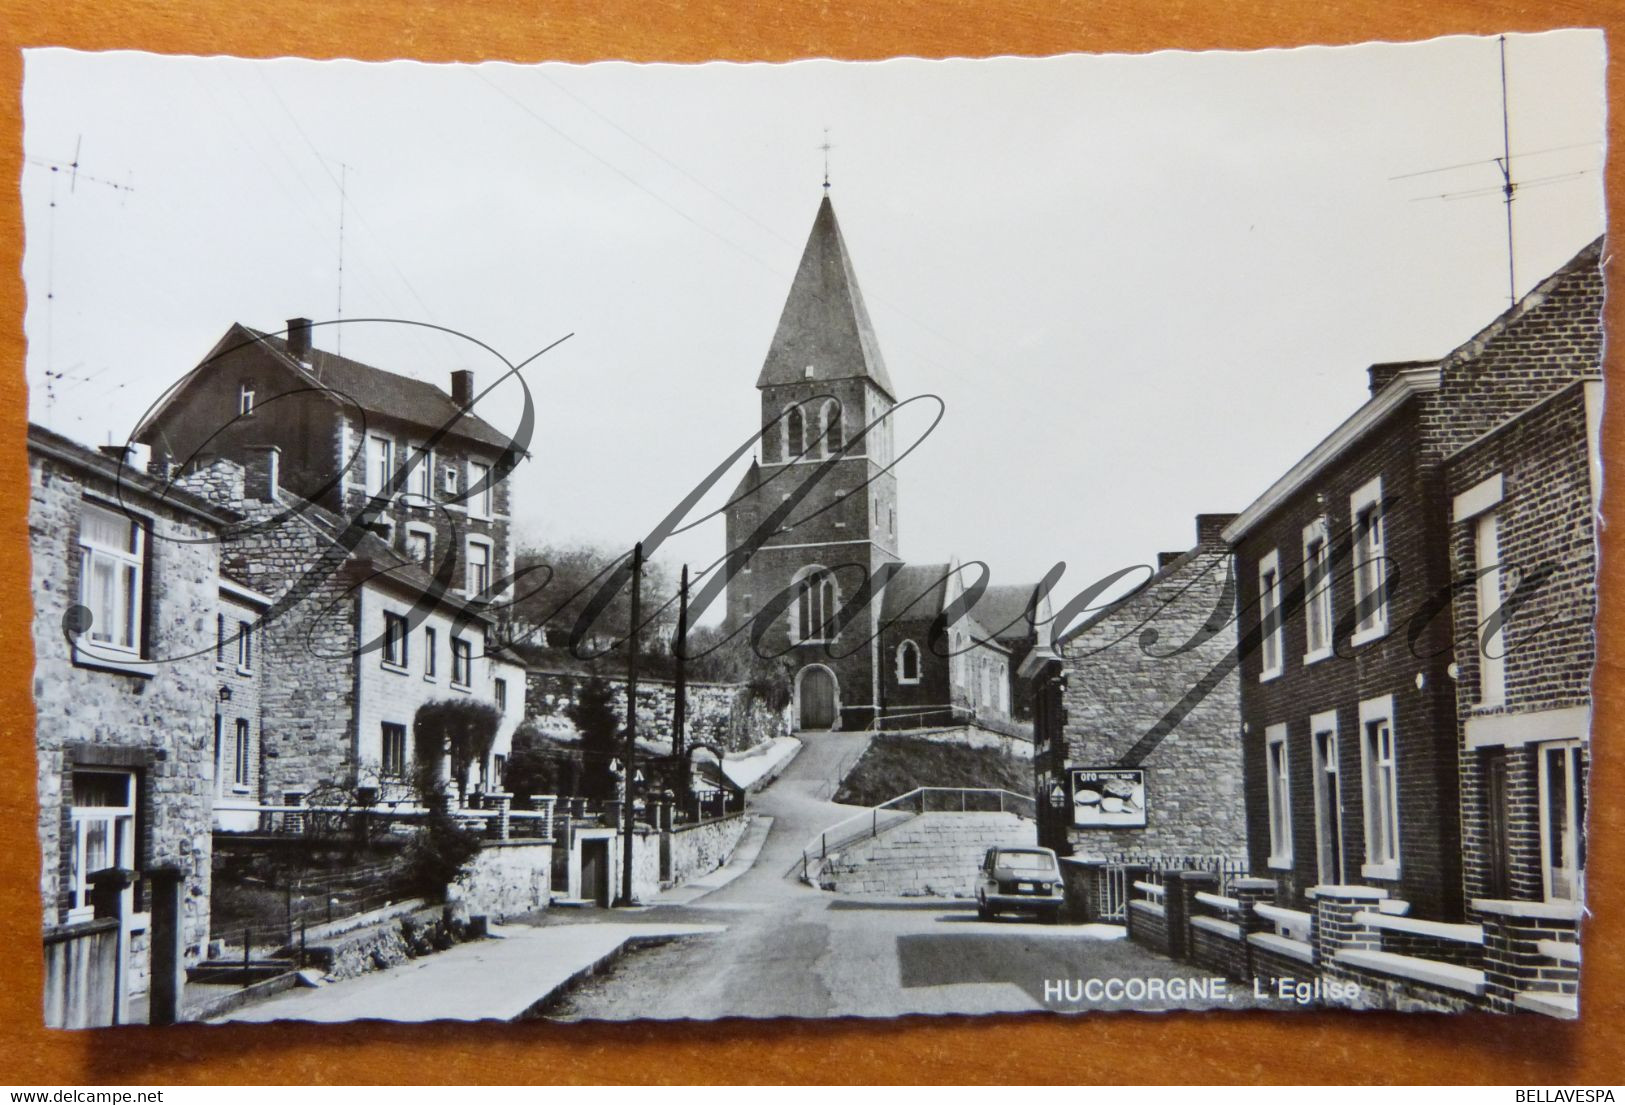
xmin=822 ymin=400 xmax=843 ymax=458
xmin=785 ymin=406 xmax=805 ymax=461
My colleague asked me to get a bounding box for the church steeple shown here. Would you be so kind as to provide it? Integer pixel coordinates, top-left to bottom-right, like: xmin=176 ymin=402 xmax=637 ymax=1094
xmin=756 ymin=196 xmax=896 ymax=400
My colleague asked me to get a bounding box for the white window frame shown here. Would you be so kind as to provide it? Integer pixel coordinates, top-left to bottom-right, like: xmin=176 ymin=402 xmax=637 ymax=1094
xmin=66 ymin=769 xmax=136 ymax=921
xmin=1358 ymin=695 xmax=1401 ymax=880
xmin=405 ymin=524 xmax=435 ymax=571
xmin=232 ymin=717 xmax=252 ymax=790
xmin=468 ymin=460 xmax=494 ymax=520
xmin=466 ymin=537 xmax=493 ymax=597
xmin=1538 ymin=740 xmax=1584 ymax=903
xmin=380 ymin=722 xmax=408 ymax=778
xmin=78 ymin=501 xmax=146 ymax=658
xmin=1473 ymin=511 xmax=1507 ymax=708
xmin=235 ymin=619 xmax=253 ymax=674
xmin=1302 ymin=518 xmax=1334 ymax=664
xmin=442 ymin=466 xmax=459 ymax=495
xmin=1350 ymin=477 xmax=1389 ymax=646
xmin=381 ymin=611 xmax=410 ymax=670
xmin=366 ymin=435 xmax=394 ymax=499
xmin=494 ymin=676 xmax=508 ymax=712
xmin=451 ymin=637 xmax=473 ymax=689
xmin=896 ymin=639 xmax=922 ymax=684
xmin=1310 ymin=710 xmax=1345 ymax=885
xmin=1258 ymin=549 xmax=1283 ymax=681
xmin=407 ymin=443 xmax=434 ymax=503
xmin=1264 ymin=723 xmax=1293 ymax=869
xmin=423 ymin=625 xmax=438 ymax=681
xmin=238 ymin=383 xmax=255 ymax=417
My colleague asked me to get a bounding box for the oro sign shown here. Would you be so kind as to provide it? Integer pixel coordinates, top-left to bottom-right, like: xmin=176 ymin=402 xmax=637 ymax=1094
xmin=1069 ymin=768 xmax=1146 ymax=828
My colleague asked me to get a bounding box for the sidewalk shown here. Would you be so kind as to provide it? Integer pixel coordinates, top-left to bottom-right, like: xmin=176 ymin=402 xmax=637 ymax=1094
xmin=212 ymin=920 xmax=724 ymax=1024
xmin=652 ymin=815 xmax=774 ymax=906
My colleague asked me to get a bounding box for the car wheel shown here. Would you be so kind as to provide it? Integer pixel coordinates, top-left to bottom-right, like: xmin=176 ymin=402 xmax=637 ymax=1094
xmin=976 ymin=893 xmax=992 ymax=921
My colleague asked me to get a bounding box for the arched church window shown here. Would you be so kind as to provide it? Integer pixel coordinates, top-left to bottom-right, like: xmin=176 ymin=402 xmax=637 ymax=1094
xmin=785 ymin=405 xmax=805 ymax=462
xmin=822 ymin=400 xmax=843 ymax=458
xmin=897 ymin=640 xmax=921 ymax=684
xmin=795 ymin=567 xmax=838 ymax=643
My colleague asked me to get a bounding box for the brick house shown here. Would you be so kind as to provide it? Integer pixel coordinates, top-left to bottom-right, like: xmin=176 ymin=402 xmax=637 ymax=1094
xmin=173 ymin=448 xmax=522 ymax=808
xmin=722 ymin=195 xmax=1042 ymax=730
xmin=1026 ymin=514 xmax=1246 ymax=862
xmin=1222 ymin=237 xmax=1603 ymax=923
xmin=30 ymin=423 xmax=240 ymax=1018
xmin=134 ymin=318 xmax=518 ymax=608
xmin=1437 ymin=241 xmax=1603 ymax=926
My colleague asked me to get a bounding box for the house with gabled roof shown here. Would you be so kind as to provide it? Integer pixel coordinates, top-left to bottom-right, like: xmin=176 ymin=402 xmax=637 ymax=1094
xmin=133 ymin=319 xmax=520 ymax=614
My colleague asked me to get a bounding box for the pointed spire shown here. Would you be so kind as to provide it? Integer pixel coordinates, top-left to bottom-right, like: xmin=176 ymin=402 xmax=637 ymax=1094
xmin=756 ymin=195 xmax=895 ymax=398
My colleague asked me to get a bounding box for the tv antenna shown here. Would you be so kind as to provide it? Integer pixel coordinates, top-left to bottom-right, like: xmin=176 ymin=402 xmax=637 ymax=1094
xmin=1393 ymin=36 xmax=1596 ymax=309
xmin=27 ymin=136 xmax=137 ymax=426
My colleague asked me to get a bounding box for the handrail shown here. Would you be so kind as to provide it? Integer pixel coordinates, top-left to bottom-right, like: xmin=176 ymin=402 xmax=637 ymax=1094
xmin=798 ymin=786 xmax=1037 ymax=881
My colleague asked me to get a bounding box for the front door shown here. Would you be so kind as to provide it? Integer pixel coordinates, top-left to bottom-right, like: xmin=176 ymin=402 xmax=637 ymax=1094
xmin=581 ymin=839 xmax=611 ymax=907
xmin=799 ymin=667 xmax=838 ymax=729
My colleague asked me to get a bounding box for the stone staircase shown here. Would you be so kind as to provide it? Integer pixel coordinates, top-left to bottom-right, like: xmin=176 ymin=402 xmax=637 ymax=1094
xmin=816 ymin=810 xmax=1036 ymax=897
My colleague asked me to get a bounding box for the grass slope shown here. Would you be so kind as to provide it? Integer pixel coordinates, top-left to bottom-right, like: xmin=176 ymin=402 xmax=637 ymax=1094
xmin=833 ymin=733 xmax=1032 ymax=808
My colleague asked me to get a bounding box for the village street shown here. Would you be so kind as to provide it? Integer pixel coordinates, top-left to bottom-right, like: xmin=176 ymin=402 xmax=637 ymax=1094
xmin=545 ymin=732 xmax=1264 ymax=1021
xmin=220 ymin=731 xmax=1263 ymax=1025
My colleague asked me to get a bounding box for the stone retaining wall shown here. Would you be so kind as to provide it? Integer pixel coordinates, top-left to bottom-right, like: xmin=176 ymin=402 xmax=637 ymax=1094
xmin=667 ymin=814 xmax=750 ymax=887
xmin=451 ymin=840 xmax=554 ymax=921
xmin=525 ymin=669 xmax=790 ymax=753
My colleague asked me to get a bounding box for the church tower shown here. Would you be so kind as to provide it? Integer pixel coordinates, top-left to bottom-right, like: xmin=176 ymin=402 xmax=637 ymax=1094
xmin=724 ymin=194 xmax=902 ymax=730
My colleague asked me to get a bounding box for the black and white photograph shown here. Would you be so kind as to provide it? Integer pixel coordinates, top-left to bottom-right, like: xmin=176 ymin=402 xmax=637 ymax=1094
xmin=22 ymin=31 xmax=1605 ymax=1029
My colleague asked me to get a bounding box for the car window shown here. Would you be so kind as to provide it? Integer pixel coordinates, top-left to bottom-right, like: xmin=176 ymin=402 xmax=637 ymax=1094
xmin=996 ymin=850 xmax=1057 ymax=872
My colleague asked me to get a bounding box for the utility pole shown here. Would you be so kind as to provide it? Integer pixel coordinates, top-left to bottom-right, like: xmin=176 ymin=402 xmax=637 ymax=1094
xmin=619 ymin=541 xmax=643 ymax=907
xmin=672 ymin=565 xmax=689 ymax=796
xmin=1496 ymin=34 xmax=1517 ymax=307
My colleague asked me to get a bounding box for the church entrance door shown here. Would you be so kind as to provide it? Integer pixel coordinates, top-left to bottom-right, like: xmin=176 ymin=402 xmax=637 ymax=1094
xmin=798 ymin=666 xmax=838 ymax=730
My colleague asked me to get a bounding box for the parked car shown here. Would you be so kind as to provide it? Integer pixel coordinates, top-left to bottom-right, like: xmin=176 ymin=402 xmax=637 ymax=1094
xmin=976 ymin=846 xmax=1062 ymax=922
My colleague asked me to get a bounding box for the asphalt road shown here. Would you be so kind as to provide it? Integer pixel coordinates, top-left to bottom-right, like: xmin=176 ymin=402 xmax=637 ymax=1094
xmin=543 ymin=731 xmax=1275 ymax=1021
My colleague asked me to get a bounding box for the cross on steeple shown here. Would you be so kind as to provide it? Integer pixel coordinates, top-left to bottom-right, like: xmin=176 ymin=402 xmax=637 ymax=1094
xmin=819 ymin=129 xmax=834 ymax=190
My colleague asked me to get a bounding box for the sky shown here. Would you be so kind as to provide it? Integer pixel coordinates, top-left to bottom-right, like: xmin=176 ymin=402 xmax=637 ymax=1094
xmin=20 ymin=33 xmax=1607 ymax=626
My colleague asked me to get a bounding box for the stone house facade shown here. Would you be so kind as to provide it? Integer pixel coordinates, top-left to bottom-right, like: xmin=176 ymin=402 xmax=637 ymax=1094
xmin=133 ymin=318 xmax=517 ymax=609
xmin=1028 ymin=514 xmax=1246 ymax=861
xmin=173 ymin=448 xmax=515 ymax=807
xmin=1222 ymin=236 xmax=1604 ymax=924
xmin=874 ymin=562 xmax=1018 ymax=730
xmin=30 ymin=423 xmax=240 ymax=998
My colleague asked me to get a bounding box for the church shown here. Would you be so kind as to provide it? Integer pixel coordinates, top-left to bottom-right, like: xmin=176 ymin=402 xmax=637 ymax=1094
xmin=723 ymin=193 xmax=1049 ymax=732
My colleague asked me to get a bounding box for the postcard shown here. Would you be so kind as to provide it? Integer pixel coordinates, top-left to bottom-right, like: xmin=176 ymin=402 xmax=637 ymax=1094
xmin=23 ymin=31 xmax=1604 ymax=1026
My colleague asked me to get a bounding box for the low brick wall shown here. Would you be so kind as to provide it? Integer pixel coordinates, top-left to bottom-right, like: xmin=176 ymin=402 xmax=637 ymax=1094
xmin=1247 ymin=935 xmax=1315 ymax=983
xmin=451 ymin=840 xmax=554 ymax=921
xmin=1189 ymin=920 xmax=1249 ymax=979
xmin=667 ymin=814 xmax=749 ymax=887
xmin=1127 ymin=901 xmax=1168 ymax=955
xmin=820 ymin=811 xmax=1036 ymax=897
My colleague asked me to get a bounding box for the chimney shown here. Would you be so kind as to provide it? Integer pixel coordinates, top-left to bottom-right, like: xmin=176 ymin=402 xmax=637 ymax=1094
xmin=243 ymin=445 xmax=281 ymax=501
xmin=286 ymin=317 xmax=313 ymax=363
xmin=450 ymin=369 xmax=474 ymax=408
xmin=1156 ymin=551 xmax=1184 ymax=570
xmin=1195 ymin=513 xmax=1239 ymax=547
xmin=98 ymin=444 xmax=133 ymax=464
xmin=1366 ymin=360 xmax=1433 ymax=397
